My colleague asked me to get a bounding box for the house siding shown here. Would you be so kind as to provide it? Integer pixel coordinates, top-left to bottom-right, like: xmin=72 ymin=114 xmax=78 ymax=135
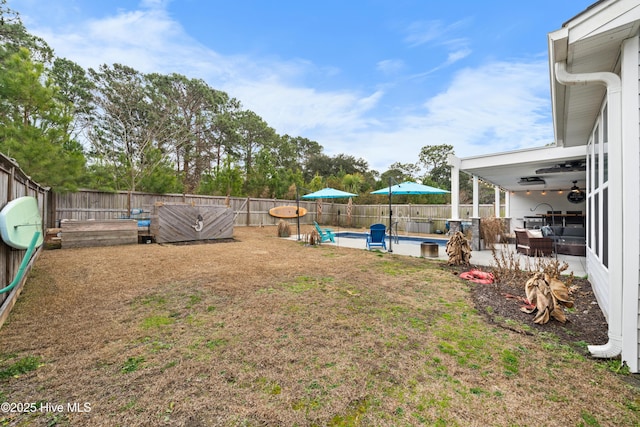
xmin=588 ymin=32 xmax=640 ymax=372
xmin=635 ymin=37 xmax=640 ymax=371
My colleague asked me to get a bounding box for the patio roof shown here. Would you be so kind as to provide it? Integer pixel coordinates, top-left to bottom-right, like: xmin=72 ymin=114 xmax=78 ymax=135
xmin=457 ymin=145 xmax=586 ymax=192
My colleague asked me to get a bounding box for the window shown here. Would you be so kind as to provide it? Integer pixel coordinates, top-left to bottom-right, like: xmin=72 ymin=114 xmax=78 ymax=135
xmin=594 ymin=125 xmax=600 ymax=190
xmin=586 ymin=103 xmax=609 ymax=266
xmin=603 ymin=105 xmax=608 ymax=183
xmin=603 ymin=188 xmax=608 ymax=267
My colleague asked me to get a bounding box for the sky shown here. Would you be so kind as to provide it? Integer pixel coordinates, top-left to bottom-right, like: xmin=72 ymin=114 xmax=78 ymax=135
xmin=10 ymin=0 xmax=597 ymax=173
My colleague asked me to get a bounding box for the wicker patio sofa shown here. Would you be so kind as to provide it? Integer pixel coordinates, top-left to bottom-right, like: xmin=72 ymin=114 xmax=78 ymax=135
xmin=514 ymin=228 xmax=553 ymax=257
xmin=542 ymin=225 xmax=586 ymax=256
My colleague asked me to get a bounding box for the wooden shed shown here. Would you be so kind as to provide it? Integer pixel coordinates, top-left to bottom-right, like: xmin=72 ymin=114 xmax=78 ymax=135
xmin=150 ymin=202 xmax=234 ymax=244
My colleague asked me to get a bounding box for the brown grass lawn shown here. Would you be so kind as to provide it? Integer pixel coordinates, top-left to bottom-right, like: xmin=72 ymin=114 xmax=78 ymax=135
xmin=0 ymin=226 xmax=638 ymax=426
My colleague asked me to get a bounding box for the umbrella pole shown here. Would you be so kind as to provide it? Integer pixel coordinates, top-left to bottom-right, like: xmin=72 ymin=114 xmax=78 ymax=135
xmin=296 ymin=186 xmax=301 ymax=241
xmin=388 ymin=177 xmax=393 ymax=253
xmin=336 ymin=210 xmax=340 ymax=249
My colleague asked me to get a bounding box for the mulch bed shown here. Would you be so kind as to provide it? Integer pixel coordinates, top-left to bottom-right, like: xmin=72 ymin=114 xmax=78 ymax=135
xmin=449 ymin=265 xmax=609 ymax=347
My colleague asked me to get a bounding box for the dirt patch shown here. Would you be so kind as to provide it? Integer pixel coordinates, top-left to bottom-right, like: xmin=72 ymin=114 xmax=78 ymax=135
xmin=0 ymin=226 xmax=637 ymax=426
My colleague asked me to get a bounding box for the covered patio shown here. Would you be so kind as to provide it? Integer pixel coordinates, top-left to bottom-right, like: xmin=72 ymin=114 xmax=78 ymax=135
xmin=447 ymin=145 xmax=587 ymax=258
xmin=444 ymin=0 xmax=640 ymax=371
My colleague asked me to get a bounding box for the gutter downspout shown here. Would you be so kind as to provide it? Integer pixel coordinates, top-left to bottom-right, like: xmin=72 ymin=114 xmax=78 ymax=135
xmin=555 ymin=61 xmax=623 ymax=359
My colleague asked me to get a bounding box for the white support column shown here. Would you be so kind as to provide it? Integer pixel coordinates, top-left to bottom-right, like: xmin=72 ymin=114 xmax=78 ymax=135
xmin=621 ymin=37 xmax=640 ymax=372
xmin=470 ymin=177 xmax=481 ymax=251
xmin=447 ymin=155 xmax=460 ymax=220
xmin=472 ymin=176 xmax=479 ymax=218
xmin=505 ymin=191 xmax=511 ymax=218
xmin=494 ymin=186 xmax=500 ymax=218
xmin=604 ymin=67 xmax=624 ymax=359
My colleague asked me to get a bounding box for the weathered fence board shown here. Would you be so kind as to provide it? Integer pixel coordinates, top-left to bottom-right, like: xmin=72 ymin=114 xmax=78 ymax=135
xmin=151 ymin=203 xmax=234 ymax=243
xmin=60 ymin=220 xmax=138 ymax=248
xmin=53 ymin=189 xmax=502 ymax=232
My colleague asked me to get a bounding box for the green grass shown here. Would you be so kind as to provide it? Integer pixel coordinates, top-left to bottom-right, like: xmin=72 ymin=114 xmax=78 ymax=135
xmin=501 ymin=349 xmax=520 ymax=376
xmin=112 ymin=269 xmax=640 ymax=426
xmin=6 ymin=237 xmax=640 ymax=426
xmin=0 ymin=355 xmax=42 ymax=379
xmin=580 ymin=411 xmax=602 ymax=426
xmin=283 ymin=276 xmax=334 ymax=293
xmin=205 ymin=338 xmax=228 ymax=349
xmin=121 ymin=356 xmax=145 ymax=373
xmin=328 ymin=396 xmax=371 ymax=426
xmin=141 ymin=315 xmax=175 ymax=329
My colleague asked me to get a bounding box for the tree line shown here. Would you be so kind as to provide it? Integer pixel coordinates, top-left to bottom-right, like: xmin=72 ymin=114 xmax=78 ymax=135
xmin=0 ymin=2 xmax=492 ymax=203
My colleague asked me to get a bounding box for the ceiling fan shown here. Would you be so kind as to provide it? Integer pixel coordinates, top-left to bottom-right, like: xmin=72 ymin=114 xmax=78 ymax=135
xmin=570 ymin=180 xmax=582 ymax=193
xmin=535 ymin=160 xmax=586 ymax=174
xmin=567 ymin=180 xmax=586 ymax=203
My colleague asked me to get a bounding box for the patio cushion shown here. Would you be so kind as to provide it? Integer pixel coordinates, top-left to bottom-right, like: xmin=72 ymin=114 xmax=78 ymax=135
xmin=526 ymin=229 xmax=543 ymax=238
xmin=562 ymin=227 xmax=585 ymax=237
xmin=550 ymin=225 xmax=564 ymax=236
xmin=541 ymin=225 xmax=554 ymax=237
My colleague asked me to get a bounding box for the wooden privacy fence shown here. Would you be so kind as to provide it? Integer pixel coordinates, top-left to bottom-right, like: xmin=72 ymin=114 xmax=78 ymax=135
xmin=0 ymin=153 xmax=49 ymax=328
xmin=52 ymin=189 xmax=501 ymax=233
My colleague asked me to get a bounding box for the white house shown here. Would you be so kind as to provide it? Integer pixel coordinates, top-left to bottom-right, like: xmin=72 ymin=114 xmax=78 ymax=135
xmin=449 ymin=0 xmax=640 ymax=372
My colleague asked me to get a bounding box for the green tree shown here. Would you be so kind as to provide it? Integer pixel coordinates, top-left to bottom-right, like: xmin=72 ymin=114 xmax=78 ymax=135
xmin=303 ymin=153 xmax=369 ymax=182
xmin=418 ymin=144 xmax=455 ymax=189
xmin=278 ymin=134 xmax=322 ymax=173
xmin=0 ymin=48 xmax=85 ymax=190
xmin=137 ymin=146 xmax=181 ymax=193
xmin=50 ymin=57 xmax=94 ymax=142
xmin=0 ymin=1 xmax=53 ymax=64
xmin=227 ymin=110 xmax=278 ymax=195
xmin=197 ymin=157 xmax=243 ymax=196
xmin=384 ymin=162 xmax=420 ymax=182
xmin=307 ymin=174 xmax=324 ymax=191
xmin=87 ymin=64 xmax=177 ymax=192
xmin=146 ymin=73 xmax=237 ymax=193
xmin=341 ymin=173 xmax=364 ymax=194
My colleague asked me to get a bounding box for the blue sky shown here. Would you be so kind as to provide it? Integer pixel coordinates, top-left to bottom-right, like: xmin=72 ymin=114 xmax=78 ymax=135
xmin=11 ymin=0 xmax=596 ymax=173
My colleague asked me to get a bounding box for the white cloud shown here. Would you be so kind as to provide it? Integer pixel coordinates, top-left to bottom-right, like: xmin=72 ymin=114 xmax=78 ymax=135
xmin=404 ymin=20 xmax=447 ymax=47
xmin=328 ymin=60 xmax=554 ymax=171
xmin=445 ymin=48 xmax=472 ymax=65
xmin=35 ymin=7 xmax=214 ymax=75
xmin=18 ymin=2 xmax=554 ymax=175
xmin=376 ymin=59 xmax=405 ymax=75
xmin=228 ymin=80 xmax=384 ymax=137
xmin=25 ymin=3 xmax=390 ymax=158
xmin=404 ymin=19 xmax=471 ymax=48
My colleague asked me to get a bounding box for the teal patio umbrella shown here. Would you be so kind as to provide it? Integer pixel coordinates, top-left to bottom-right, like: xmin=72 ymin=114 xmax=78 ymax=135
xmin=296 ymin=187 xmax=357 ymax=240
xmin=301 ymin=187 xmax=357 ymax=199
xmin=370 ymin=181 xmax=450 ymax=196
xmin=371 ymin=181 xmax=449 ymax=252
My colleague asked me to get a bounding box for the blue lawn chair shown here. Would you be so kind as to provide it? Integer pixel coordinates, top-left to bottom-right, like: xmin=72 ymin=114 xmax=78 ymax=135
xmin=366 ymin=223 xmax=387 ymax=250
xmin=314 ymin=221 xmax=335 ymax=243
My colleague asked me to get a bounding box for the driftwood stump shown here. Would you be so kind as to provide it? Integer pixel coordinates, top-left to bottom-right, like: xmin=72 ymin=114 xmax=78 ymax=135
xmin=309 ymin=230 xmax=320 ymax=246
xmin=445 ymin=231 xmax=471 ymax=265
xmin=521 ymin=272 xmax=574 ymax=324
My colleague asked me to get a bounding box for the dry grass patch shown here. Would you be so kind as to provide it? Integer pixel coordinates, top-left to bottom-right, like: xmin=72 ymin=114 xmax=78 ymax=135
xmin=0 ymin=226 xmax=637 ymax=426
